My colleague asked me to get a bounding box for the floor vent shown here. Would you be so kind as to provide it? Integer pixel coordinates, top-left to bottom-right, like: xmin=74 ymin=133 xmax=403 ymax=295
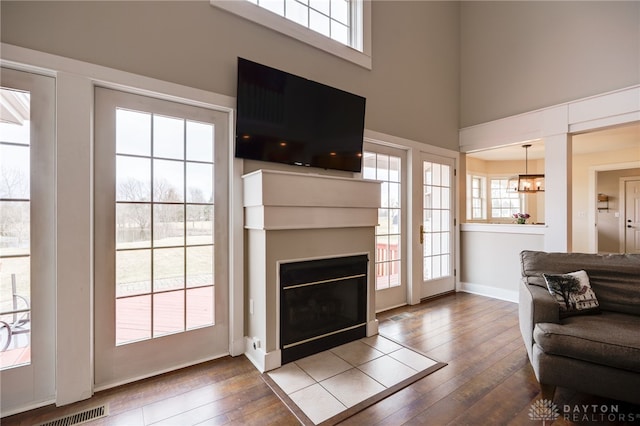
xmin=35 ymin=405 xmax=108 ymax=426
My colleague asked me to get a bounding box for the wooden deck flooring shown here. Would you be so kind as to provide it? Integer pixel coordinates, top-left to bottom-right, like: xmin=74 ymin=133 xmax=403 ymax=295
xmin=3 ymin=292 xmax=639 ymax=425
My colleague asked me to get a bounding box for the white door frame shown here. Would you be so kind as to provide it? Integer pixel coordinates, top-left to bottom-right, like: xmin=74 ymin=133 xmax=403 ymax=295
xmin=619 ymin=176 xmax=640 ymax=253
xmin=588 ymin=161 xmax=640 ymax=253
xmin=0 ymin=67 xmax=56 ymax=417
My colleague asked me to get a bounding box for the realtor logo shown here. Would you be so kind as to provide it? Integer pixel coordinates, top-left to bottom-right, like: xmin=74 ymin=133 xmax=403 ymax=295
xmin=529 ymin=399 xmax=560 ymax=425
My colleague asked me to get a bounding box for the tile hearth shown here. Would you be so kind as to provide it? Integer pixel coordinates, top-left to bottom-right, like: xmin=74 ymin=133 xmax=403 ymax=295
xmin=265 ymin=335 xmax=440 ymax=425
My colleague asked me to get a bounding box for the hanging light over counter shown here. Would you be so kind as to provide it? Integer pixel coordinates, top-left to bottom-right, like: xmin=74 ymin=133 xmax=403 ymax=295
xmin=512 ymin=144 xmax=544 ymax=192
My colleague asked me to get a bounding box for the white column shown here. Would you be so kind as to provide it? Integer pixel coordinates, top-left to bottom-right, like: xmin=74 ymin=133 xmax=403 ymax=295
xmin=544 ymin=133 xmax=572 ymax=252
xmin=56 ymin=72 xmax=93 ymax=405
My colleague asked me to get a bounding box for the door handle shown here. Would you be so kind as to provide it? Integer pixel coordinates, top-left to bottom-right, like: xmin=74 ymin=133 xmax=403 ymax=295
xmin=420 ymin=225 xmax=424 ymax=244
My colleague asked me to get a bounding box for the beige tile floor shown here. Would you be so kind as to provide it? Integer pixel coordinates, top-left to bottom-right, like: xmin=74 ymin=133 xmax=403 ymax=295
xmin=266 ymin=335 xmax=439 ymax=425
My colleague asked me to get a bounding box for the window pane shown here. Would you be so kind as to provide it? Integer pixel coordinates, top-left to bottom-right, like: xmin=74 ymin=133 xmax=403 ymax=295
xmin=286 ymin=0 xmax=309 ymax=26
xmin=331 ymin=0 xmax=348 ymax=24
xmin=362 ymin=152 xmax=376 ymax=179
xmin=116 ymin=109 xmax=151 ymax=156
xmin=153 ymin=247 xmax=184 ymax=291
xmin=310 ymin=9 xmax=330 ymax=37
xmin=186 ymin=163 xmax=213 ymax=203
xmin=153 ymin=115 xmax=184 ymax=160
xmin=0 ymin=90 xmax=30 ymax=144
xmin=260 ymin=0 xmax=285 ymax=16
xmin=153 ymin=290 xmax=184 ymax=337
xmin=116 ymin=203 xmax=151 ymax=249
xmin=376 ymin=208 xmax=388 ymax=236
xmin=116 ymin=295 xmax=151 ymax=345
xmin=153 ymin=204 xmax=184 ymax=247
xmin=154 ymin=159 xmax=184 ymax=202
xmin=0 ymin=201 xmax=30 ymax=253
xmin=389 ymin=208 xmax=400 ymax=234
xmin=186 ymin=205 xmax=213 ymax=245
xmin=376 ymin=154 xmax=389 ymax=180
xmin=186 ymin=246 xmax=214 ymax=288
xmin=376 ymin=235 xmax=388 ymax=263
xmin=186 ymin=121 xmax=214 ymax=163
xmin=0 ymin=145 xmax=30 ymax=199
xmin=330 ymin=20 xmax=349 ymax=44
xmin=117 ymin=156 xmax=151 ymax=202
xmin=187 ymin=287 xmax=214 ymax=329
xmin=389 ymin=156 xmax=400 ymax=182
xmin=116 ymin=249 xmax=151 ymax=297
xmin=310 ymin=0 xmax=330 ymax=14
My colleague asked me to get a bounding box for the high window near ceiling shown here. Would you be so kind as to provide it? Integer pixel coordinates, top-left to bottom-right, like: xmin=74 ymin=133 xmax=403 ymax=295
xmin=210 ymin=0 xmax=371 ymax=68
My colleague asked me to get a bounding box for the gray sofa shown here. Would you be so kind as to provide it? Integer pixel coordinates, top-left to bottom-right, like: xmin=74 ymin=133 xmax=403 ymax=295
xmin=519 ymin=250 xmax=640 ymax=404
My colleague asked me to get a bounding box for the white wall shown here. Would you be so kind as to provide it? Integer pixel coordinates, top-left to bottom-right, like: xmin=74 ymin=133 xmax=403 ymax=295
xmin=461 ymin=1 xmax=640 ymax=127
xmin=460 ymin=226 xmax=544 ymax=302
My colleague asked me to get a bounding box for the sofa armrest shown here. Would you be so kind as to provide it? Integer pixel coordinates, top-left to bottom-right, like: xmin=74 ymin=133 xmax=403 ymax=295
xmin=519 ymin=279 xmax=560 ymax=360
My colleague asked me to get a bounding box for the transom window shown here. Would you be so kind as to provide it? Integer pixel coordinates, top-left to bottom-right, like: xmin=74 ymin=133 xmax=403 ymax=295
xmin=210 ymin=0 xmax=370 ymax=68
xmin=249 ymin=0 xmax=353 ymax=47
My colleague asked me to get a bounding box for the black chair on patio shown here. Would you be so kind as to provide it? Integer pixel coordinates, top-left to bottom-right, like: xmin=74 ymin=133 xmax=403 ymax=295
xmin=0 ymin=274 xmax=31 ymax=352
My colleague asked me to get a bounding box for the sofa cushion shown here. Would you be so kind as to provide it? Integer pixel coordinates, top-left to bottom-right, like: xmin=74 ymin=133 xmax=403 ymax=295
xmin=521 ymin=251 xmax=640 ymax=315
xmin=533 ymin=312 xmax=640 ymax=373
xmin=543 ymin=270 xmax=600 ymax=317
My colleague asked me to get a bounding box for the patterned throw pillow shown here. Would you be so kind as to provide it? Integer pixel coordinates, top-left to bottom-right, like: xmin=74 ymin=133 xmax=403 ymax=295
xmin=542 ymin=270 xmax=600 ymax=318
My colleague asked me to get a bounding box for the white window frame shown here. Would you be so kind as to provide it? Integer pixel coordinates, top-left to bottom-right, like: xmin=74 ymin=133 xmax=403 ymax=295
xmin=210 ymin=0 xmax=372 ymax=69
xmin=466 ymin=173 xmax=486 ymax=221
xmin=489 ymin=176 xmax=523 ymax=221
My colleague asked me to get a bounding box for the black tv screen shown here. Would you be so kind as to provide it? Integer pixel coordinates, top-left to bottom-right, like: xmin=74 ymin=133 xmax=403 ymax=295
xmin=235 ymin=58 xmax=366 ymax=173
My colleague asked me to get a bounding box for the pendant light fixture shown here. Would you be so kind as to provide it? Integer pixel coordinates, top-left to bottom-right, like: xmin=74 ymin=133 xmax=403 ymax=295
xmin=513 ymin=144 xmax=544 ymax=192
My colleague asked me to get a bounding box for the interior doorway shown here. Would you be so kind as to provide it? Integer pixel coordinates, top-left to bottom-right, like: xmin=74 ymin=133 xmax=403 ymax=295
xmin=595 ymin=170 xmax=640 ymax=254
xmin=571 ymin=122 xmax=640 ymax=253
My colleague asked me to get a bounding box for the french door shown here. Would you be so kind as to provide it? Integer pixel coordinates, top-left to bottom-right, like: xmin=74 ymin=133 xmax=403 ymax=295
xmin=94 ymin=88 xmax=229 ymax=389
xmin=0 ymin=68 xmax=56 ymax=415
xmin=362 ymin=144 xmax=407 ymax=311
xmin=417 ymin=153 xmax=455 ymax=299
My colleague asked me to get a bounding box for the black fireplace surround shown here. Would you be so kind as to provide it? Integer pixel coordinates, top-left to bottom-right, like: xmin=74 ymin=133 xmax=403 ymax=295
xmin=279 ymin=254 xmax=368 ymax=364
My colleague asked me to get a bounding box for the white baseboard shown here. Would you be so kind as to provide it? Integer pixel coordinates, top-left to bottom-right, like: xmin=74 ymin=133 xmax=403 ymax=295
xmin=367 ymin=319 xmax=379 ymax=336
xmin=243 ymin=336 xmax=281 ymax=372
xmin=458 ymin=282 xmax=518 ymax=303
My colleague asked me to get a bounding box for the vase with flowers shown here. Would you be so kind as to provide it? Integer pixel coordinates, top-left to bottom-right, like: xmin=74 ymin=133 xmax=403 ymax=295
xmin=513 ymin=212 xmax=530 ymax=224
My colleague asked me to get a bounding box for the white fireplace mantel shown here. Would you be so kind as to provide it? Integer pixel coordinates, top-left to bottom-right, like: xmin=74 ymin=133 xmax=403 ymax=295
xmin=242 ymin=169 xmax=381 ymax=230
xmin=241 ymin=169 xmax=381 ymax=372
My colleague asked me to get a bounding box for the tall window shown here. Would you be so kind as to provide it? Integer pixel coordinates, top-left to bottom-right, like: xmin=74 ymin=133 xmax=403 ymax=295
xmin=467 ymin=174 xmax=486 ymax=220
xmin=248 ymin=0 xmax=358 ymax=48
xmin=0 ymin=88 xmax=31 ymax=368
xmin=363 ymin=152 xmax=401 ymax=290
xmin=490 ymin=177 xmax=521 ymax=219
xmin=115 ymin=109 xmax=215 ymax=345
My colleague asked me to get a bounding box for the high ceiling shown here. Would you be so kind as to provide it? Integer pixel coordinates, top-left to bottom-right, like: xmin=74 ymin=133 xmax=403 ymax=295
xmin=467 ymin=122 xmax=640 ymax=161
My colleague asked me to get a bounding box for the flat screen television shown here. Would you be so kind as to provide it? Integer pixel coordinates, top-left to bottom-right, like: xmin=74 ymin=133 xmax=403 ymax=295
xmin=235 ymin=57 xmax=366 ymax=173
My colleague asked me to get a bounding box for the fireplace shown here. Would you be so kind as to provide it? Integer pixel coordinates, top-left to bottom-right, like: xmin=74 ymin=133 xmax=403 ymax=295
xmin=280 ymin=254 xmax=368 ymax=364
xmin=242 ymin=169 xmax=381 ymax=372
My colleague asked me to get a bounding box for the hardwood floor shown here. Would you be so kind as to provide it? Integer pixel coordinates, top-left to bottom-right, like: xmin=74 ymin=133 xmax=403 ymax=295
xmin=3 ymin=292 xmax=639 ymax=425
